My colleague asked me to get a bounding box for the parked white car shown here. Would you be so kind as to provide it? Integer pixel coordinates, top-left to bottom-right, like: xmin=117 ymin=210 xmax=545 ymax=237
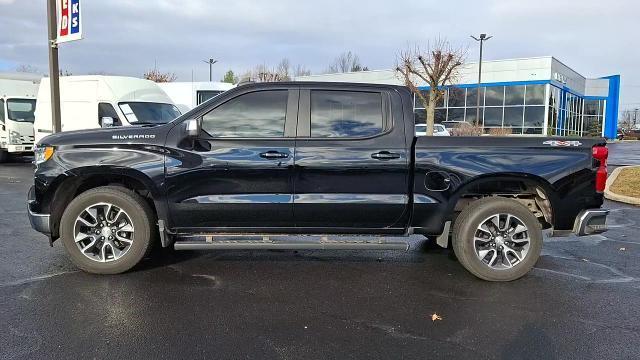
xmin=415 ymin=124 xmax=450 ymax=136
xmin=35 ymin=76 xmax=181 ymax=143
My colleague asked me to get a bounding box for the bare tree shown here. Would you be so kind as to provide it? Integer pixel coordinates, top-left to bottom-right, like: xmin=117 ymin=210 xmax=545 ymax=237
xmin=396 ymin=39 xmax=465 ymax=136
xmin=143 ymin=68 xmax=177 ymax=83
xmin=620 ymin=109 xmax=637 ymax=131
xmin=328 ymin=51 xmax=369 ymax=73
xmin=276 ymin=58 xmax=291 ymax=81
xmin=16 ymin=64 xmax=40 ymax=73
xmin=293 ymin=64 xmax=311 ymax=77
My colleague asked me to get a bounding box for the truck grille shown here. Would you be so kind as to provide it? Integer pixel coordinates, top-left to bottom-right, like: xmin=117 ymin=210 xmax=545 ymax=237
xmin=21 ymin=135 xmax=34 ymax=144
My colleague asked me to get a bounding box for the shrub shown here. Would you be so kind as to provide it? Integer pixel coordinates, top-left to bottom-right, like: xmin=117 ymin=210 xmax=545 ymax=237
xmin=450 ymin=123 xmax=483 ymax=136
xmin=488 ymin=128 xmax=513 ymax=136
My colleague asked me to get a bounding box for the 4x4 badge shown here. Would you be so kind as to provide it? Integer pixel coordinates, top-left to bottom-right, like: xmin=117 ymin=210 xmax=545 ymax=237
xmin=543 ymin=140 xmax=582 ymax=147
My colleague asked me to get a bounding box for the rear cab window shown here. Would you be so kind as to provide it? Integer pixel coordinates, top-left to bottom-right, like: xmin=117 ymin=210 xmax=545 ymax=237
xmin=310 ymin=90 xmax=384 ymax=138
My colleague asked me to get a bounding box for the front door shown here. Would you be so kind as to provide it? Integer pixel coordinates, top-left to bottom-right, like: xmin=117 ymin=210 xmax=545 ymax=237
xmin=293 ymin=88 xmax=410 ymax=231
xmin=165 ymin=88 xmax=298 ymax=230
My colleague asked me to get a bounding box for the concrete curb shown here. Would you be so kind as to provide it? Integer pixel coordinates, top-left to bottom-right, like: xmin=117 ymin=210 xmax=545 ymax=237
xmin=605 ymin=166 xmax=640 ymax=206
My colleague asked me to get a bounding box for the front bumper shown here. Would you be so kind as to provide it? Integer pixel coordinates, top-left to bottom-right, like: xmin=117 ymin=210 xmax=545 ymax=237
xmin=27 ymin=186 xmax=50 ymax=234
xmin=6 ymin=144 xmax=34 ymax=153
xmin=573 ymin=209 xmax=609 ymax=236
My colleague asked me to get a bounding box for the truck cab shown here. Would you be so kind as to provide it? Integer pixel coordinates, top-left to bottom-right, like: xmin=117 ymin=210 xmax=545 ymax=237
xmin=0 ymin=96 xmax=37 ymax=161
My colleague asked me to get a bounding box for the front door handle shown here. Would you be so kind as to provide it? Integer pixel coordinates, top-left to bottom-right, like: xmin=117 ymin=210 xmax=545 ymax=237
xmin=260 ymin=151 xmax=289 ymax=159
xmin=371 ymin=151 xmax=401 ymax=160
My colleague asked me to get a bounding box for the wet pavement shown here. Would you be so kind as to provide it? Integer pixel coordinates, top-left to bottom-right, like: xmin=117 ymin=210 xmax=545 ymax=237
xmin=608 ymin=141 xmax=640 ymax=166
xmin=1 ymin=156 xmax=639 ymax=359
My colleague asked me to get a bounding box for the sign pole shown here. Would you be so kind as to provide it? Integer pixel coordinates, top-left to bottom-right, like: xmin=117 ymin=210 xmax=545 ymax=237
xmin=46 ymin=0 xmax=62 ymax=133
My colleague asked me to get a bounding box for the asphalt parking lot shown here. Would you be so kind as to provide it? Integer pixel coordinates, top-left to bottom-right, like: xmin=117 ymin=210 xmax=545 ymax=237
xmin=1 ymin=145 xmax=639 ymax=359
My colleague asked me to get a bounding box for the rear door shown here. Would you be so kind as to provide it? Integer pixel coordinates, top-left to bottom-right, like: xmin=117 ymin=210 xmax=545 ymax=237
xmin=293 ymin=86 xmax=410 ymax=231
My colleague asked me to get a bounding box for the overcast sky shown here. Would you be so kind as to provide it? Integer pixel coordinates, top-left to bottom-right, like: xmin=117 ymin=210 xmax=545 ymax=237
xmin=0 ymin=0 xmax=638 ymax=108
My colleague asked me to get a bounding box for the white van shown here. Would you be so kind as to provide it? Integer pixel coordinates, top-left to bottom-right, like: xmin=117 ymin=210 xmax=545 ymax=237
xmin=158 ymin=81 xmax=234 ymax=113
xmin=35 ymin=76 xmax=181 ymax=143
xmin=0 ymin=73 xmax=40 ymax=162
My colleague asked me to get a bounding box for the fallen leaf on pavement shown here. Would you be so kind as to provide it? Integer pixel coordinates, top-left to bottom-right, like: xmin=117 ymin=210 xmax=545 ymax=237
xmin=431 ymin=313 xmax=443 ymax=321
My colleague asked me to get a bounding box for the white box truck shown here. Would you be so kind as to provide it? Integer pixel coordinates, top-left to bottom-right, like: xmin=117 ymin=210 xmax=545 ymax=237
xmin=0 ymin=73 xmax=40 ymax=162
xmin=35 ymin=76 xmax=181 ymax=143
xmin=158 ymin=81 xmax=234 ymax=113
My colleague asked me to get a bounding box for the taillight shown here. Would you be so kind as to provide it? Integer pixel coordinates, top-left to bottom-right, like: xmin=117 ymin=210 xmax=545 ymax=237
xmin=592 ymin=146 xmax=608 ymax=193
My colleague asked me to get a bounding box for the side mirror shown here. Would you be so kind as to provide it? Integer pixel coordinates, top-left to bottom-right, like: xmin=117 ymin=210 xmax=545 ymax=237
xmin=185 ymin=119 xmax=200 ymax=138
xmin=101 ymin=116 xmax=115 ymax=128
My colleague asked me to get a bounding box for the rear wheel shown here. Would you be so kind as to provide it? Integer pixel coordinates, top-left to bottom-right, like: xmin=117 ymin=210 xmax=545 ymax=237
xmin=59 ymin=186 xmax=156 ymax=274
xmin=452 ymin=197 xmax=542 ymax=281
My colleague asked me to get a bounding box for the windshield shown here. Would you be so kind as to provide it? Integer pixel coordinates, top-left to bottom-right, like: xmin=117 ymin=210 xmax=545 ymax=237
xmin=7 ymin=99 xmax=36 ymax=123
xmin=118 ymin=102 xmax=181 ymax=124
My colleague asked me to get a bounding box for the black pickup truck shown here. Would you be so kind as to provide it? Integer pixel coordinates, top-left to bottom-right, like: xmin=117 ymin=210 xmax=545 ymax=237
xmin=28 ymin=82 xmax=609 ymax=281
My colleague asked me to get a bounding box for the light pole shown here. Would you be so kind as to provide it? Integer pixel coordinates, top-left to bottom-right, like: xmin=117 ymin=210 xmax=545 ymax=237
xmin=471 ymin=34 xmax=492 ymax=125
xmin=634 ymin=108 xmax=639 ymax=129
xmin=46 ymin=0 xmax=61 ymax=133
xmin=202 ymin=58 xmax=218 ymax=82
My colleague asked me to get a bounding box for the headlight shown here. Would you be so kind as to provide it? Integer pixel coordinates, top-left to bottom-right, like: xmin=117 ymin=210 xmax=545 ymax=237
xmin=34 ymin=146 xmax=55 ymax=165
xmin=9 ymin=131 xmax=21 ymax=145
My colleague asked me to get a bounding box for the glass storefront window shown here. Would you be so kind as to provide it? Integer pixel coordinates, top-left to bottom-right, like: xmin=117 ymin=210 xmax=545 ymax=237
xmin=484 ymin=107 xmax=503 ymax=126
xmin=524 ymin=106 xmax=545 ymax=127
xmin=466 ymin=87 xmax=481 ymax=108
xmin=485 ymin=86 xmax=504 ymax=107
xmin=447 ymin=108 xmax=465 ymax=122
xmin=503 ymin=106 xmax=524 ymax=127
xmin=435 ymin=109 xmax=446 ymax=123
xmin=448 ymin=87 xmax=465 ymax=107
xmin=465 ymin=107 xmax=484 ymax=125
xmin=505 ymin=86 xmax=525 ymax=106
xmin=525 ymin=85 xmax=545 ymax=105
xmin=584 ymin=100 xmax=599 ymax=115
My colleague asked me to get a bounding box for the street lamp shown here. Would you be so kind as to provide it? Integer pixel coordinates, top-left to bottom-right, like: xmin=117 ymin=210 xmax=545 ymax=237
xmin=202 ymin=58 xmax=218 ymax=82
xmin=471 ymin=34 xmax=492 ymax=125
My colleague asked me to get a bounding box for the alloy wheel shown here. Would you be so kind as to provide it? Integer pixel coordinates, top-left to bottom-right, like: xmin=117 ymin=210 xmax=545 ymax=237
xmin=473 ymin=213 xmax=531 ymax=270
xmin=73 ymin=202 xmax=135 ymax=263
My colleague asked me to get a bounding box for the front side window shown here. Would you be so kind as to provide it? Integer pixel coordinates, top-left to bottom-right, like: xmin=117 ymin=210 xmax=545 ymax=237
xmin=201 ymin=90 xmax=288 ymax=137
xmin=0 ymin=99 xmax=4 ymax=122
xmin=310 ymin=90 xmax=383 ymax=138
xmin=118 ymin=102 xmax=181 ymax=124
xmin=98 ymin=103 xmax=122 ymax=127
xmin=6 ymin=99 xmax=36 ymax=122
xmin=197 ymin=90 xmax=225 ymax=105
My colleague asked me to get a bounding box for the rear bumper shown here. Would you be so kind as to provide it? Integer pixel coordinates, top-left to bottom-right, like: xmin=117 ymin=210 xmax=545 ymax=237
xmin=27 ymin=186 xmax=50 ymax=234
xmin=573 ymin=209 xmax=609 ymax=236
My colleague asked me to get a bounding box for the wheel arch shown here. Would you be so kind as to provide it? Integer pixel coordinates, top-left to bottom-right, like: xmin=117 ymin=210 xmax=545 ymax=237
xmin=447 ymin=172 xmax=556 ymax=229
xmin=44 ymin=167 xmax=166 ymax=240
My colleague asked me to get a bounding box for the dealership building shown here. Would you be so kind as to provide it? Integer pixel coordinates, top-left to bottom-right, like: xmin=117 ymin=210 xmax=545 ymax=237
xmin=296 ymin=56 xmax=620 ymax=139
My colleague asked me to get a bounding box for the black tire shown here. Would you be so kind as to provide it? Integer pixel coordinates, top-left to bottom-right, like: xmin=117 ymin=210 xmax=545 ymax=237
xmin=452 ymin=197 xmax=542 ymax=282
xmin=59 ymin=186 xmax=156 ymax=274
xmin=0 ymin=150 xmax=8 ymax=163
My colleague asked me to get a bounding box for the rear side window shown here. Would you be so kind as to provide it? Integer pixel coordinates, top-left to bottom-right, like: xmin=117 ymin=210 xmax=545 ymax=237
xmin=310 ymin=90 xmax=383 ymax=138
xmin=202 ymin=90 xmax=288 ymax=138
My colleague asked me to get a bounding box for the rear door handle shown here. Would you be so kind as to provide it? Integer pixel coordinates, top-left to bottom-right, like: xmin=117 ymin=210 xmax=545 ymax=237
xmin=371 ymin=151 xmax=401 ymax=160
xmin=260 ymin=151 xmax=289 ymax=159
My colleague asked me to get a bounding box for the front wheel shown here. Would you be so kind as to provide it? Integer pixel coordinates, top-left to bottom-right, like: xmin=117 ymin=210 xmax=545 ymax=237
xmin=452 ymin=197 xmax=543 ymax=281
xmin=59 ymin=186 xmax=156 ymax=274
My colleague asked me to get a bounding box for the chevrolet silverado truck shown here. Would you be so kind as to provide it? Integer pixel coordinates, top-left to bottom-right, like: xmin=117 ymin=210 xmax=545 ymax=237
xmin=28 ymin=82 xmax=609 ymax=281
